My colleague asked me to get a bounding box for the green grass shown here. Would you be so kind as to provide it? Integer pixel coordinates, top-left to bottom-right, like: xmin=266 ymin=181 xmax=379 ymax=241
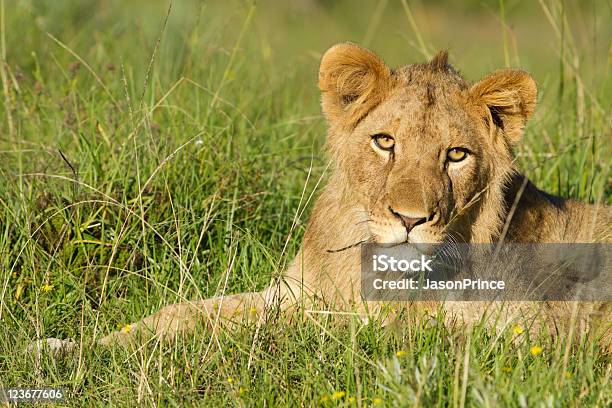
xmin=0 ymin=0 xmax=610 ymax=406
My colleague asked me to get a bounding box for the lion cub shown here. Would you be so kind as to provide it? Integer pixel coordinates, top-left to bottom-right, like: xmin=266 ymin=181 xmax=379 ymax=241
xmin=35 ymin=43 xmax=610 ymax=353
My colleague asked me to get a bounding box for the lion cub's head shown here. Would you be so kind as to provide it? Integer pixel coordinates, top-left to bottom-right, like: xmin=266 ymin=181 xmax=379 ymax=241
xmin=318 ymin=43 xmax=537 ymax=244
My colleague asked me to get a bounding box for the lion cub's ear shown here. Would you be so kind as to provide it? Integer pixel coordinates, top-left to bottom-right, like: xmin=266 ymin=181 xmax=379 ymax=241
xmin=469 ymin=69 xmax=537 ymax=145
xmin=319 ymin=43 xmax=393 ymax=127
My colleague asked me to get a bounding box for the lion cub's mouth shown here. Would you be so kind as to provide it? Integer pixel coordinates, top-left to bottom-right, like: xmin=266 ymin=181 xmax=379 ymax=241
xmin=367 ymin=220 xmax=444 ymax=252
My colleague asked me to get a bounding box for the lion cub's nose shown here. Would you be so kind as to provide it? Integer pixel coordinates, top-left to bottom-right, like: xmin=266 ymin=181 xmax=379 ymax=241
xmin=398 ymin=215 xmax=428 ymax=233
xmin=389 ymin=207 xmax=430 ymax=233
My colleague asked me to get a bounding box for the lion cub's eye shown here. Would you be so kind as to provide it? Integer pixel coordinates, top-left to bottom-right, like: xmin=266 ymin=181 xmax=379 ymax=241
xmin=372 ymin=134 xmax=395 ymax=151
xmin=446 ymin=148 xmax=469 ymax=163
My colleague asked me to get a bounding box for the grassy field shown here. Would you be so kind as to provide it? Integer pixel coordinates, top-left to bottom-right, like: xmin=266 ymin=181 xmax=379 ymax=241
xmin=0 ymin=0 xmax=610 ymax=406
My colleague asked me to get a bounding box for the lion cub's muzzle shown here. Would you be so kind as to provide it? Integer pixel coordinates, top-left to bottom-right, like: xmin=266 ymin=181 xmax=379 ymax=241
xmin=367 ymin=205 xmax=445 ymax=245
xmin=388 ymin=206 xmax=439 ymax=234
xmin=388 ymin=206 xmax=443 ymax=243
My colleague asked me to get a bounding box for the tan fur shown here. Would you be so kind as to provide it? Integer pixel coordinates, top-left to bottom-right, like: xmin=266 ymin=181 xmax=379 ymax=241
xmin=36 ymin=44 xmax=610 ymax=352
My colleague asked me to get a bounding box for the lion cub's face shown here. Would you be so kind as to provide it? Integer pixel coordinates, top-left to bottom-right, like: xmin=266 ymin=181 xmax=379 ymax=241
xmin=319 ymin=44 xmax=537 ymax=244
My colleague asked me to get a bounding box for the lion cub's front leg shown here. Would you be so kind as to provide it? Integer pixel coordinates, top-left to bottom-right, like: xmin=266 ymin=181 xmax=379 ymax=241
xmin=98 ymin=290 xmax=276 ymax=347
xmin=30 ymin=286 xmax=292 ymax=355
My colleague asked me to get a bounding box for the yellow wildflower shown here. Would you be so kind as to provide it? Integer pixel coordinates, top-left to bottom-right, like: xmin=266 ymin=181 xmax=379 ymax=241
xmin=121 ymin=324 xmax=131 ymax=334
xmin=373 ymin=397 xmax=383 ymax=405
xmin=513 ymin=325 xmax=524 ymax=335
xmin=530 ymin=346 xmax=543 ymax=356
xmin=348 ymin=396 xmax=356 ymax=403
xmin=332 ymin=391 xmax=345 ymax=400
xmin=320 ymin=395 xmax=329 ymax=402
xmin=42 ymin=284 xmax=54 ymax=293
xmin=227 ymin=377 xmax=234 ymax=384
xmin=396 ymin=350 xmax=406 ymax=357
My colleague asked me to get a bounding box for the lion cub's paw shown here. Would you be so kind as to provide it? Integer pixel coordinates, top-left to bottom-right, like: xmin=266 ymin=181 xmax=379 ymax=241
xmin=27 ymin=338 xmax=77 ymax=357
